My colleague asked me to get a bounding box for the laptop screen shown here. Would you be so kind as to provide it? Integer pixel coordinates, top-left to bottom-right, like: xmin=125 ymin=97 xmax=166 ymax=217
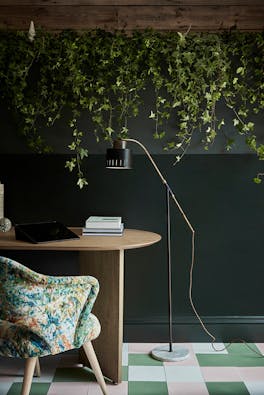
xmin=15 ymin=221 xmax=79 ymax=243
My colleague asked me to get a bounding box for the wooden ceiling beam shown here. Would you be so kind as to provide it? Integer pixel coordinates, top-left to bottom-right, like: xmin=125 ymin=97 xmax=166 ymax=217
xmin=0 ymin=3 xmax=263 ymax=31
xmin=1 ymin=1 xmax=264 ymax=5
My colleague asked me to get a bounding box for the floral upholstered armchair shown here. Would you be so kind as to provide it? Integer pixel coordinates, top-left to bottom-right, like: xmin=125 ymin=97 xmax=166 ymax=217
xmin=0 ymin=256 xmax=108 ymax=395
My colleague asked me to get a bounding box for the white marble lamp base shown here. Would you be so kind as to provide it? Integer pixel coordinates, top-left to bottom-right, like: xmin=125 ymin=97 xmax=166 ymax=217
xmin=151 ymin=344 xmax=190 ymax=362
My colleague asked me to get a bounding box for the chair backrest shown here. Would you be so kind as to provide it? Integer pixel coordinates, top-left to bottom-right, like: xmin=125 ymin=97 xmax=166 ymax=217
xmin=0 ymin=256 xmax=100 ymax=355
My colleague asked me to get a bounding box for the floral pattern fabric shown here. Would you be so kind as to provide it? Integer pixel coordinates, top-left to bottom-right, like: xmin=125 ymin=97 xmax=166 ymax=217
xmin=0 ymin=256 xmax=100 ymax=358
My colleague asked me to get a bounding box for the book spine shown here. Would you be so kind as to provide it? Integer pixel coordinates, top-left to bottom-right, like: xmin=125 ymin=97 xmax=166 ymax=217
xmin=85 ymin=217 xmax=122 ymax=229
xmin=83 ymin=224 xmax=124 ymax=233
xmin=85 ymin=222 xmax=121 ymax=229
xmin=82 ymin=232 xmax=123 ymax=237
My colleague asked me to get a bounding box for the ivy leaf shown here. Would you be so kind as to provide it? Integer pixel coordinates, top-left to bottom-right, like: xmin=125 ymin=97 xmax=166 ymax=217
xmin=205 ymin=92 xmax=212 ymax=101
xmin=226 ymin=139 xmax=234 ymax=151
xmin=68 ymin=142 xmax=76 ymax=150
xmin=153 ymin=131 xmax=165 ymax=139
xmin=175 ymin=155 xmax=181 ymax=162
xmin=121 ymin=126 xmax=129 ymax=134
xmin=257 ymin=145 xmax=264 ymax=159
xmin=79 ymin=148 xmax=88 ymax=160
xmin=177 ymin=32 xmax=186 ymax=44
xmin=236 ymin=67 xmax=245 ymax=75
xmin=65 ymin=159 xmax=76 ymax=172
xmin=158 ymin=96 xmax=166 ymax=104
xmin=77 ymin=177 xmax=88 ymax=189
xmin=253 ymin=177 xmax=262 ymax=184
xmin=247 ymin=122 xmax=254 ymax=131
xmin=218 ymin=119 xmax=225 ymax=129
xmin=106 ymin=126 xmax=114 ymax=135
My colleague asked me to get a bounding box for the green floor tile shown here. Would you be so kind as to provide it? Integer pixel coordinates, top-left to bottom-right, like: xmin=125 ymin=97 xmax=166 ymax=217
xmin=206 ymin=382 xmax=250 ymax=395
xmin=128 ymin=381 xmax=168 ymax=395
xmin=7 ymin=383 xmax=50 ymax=395
xmin=197 ymin=342 xmax=264 ymax=367
xmin=53 ymin=367 xmax=96 ymax=382
xmin=128 ymin=354 xmax=163 ymax=366
xmin=197 ymin=353 xmax=264 ymax=367
xmin=122 ymin=366 xmax=128 ymax=381
xmin=225 ymin=343 xmax=261 ymax=355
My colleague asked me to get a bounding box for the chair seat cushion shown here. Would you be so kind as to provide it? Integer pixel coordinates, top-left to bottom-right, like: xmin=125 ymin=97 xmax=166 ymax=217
xmin=0 ymin=314 xmax=100 ymax=358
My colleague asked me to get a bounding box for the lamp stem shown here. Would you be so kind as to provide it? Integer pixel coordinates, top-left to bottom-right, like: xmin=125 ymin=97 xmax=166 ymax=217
xmin=166 ymin=186 xmax=173 ymax=352
xmin=122 ymin=138 xmax=193 ymax=361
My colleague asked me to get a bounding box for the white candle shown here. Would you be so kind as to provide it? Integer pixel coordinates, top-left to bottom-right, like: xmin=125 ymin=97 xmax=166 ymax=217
xmin=0 ymin=183 xmax=4 ymax=219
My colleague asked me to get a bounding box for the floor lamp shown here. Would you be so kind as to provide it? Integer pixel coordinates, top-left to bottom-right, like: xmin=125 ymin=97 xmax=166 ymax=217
xmin=106 ymin=139 xmax=195 ymax=362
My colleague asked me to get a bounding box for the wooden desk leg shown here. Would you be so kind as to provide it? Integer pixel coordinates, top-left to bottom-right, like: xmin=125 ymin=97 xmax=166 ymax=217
xmin=79 ymin=250 xmax=124 ymax=384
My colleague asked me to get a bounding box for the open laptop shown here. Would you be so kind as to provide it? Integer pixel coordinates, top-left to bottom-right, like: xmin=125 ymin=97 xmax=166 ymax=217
xmin=15 ymin=221 xmax=79 ymax=244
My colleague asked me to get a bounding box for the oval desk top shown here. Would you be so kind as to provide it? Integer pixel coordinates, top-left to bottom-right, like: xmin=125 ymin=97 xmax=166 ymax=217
xmin=0 ymin=228 xmax=161 ymax=251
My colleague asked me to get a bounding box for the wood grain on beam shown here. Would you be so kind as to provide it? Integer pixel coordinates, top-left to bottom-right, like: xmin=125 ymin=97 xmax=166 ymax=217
xmin=119 ymin=6 xmax=264 ymax=31
xmin=1 ymin=1 xmax=264 ymax=5
xmin=0 ymin=5 xmax=263 ymax=31
xmin=0 ymin=6 xmax=118 ymax=30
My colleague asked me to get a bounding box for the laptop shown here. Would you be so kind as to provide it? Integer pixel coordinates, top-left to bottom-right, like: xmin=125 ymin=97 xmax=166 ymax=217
xmin=15 ymin=221 xmax=79 ymax=244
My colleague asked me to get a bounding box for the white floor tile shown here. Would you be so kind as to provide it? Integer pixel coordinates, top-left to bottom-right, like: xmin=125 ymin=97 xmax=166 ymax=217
xmin=165 ymin=365 xmax=204 ymax=383
xmin=255 ymin=344 xmax=264 ymax=355
xmin=128 ymin=365 xmax=166 ymax=381
xmin=122 ymin=343 xmax=129 ymax=366
xmin=192 ymin=342 xmax=228 ymax=354
xmin=128 ymin=343 xmax=160 ymax=353
xmin=0 ymin=382 xmax=12 ymax=395
xmin=245 ymin=381 xmax=264 ymax=395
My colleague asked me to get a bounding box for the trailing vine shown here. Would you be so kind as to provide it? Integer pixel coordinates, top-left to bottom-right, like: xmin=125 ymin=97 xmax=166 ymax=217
xmin=0 ymin=29 xmax=263 ymax=187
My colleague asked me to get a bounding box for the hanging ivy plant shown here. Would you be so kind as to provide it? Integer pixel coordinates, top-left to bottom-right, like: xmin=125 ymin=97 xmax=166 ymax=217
xmin=0 ymin=29 xmax=263 ymax=187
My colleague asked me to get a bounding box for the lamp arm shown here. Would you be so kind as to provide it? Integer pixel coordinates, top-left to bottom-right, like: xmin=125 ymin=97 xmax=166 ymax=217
xmin=124 ymin=138 xmax=217 ymax=343
xmin=124 ymin=138 xmax=195 ymax=235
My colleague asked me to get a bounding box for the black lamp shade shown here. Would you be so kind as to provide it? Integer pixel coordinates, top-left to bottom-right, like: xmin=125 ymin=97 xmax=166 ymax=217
xmin=106 ymin=140 xmax=132 ymax=169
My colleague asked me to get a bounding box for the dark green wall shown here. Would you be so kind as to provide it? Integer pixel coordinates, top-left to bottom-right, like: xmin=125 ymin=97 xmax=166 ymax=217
xmin=0 ymin=153 xmax=263 ymax=342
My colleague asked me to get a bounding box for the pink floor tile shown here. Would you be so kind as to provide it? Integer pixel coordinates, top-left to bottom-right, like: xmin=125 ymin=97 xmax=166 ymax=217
xmin=164 ymin=344 xmax=199 ymax=367
xmin=200 ymin=367 xmax=241 ymax=382
xmin=167 ymin=382 xmax=209 ymax=395
xmin=47 ymin=382 xmax=89 ymax=395
xmin=128 ymin=343 xmax=160 ymax=353
xmin=238 ymin=367 xmax=264 ymax=381
xmin=87 ymin=382 xmax=128 ymax=395
xmin=0 ymin=376 xmax=20 ymax=383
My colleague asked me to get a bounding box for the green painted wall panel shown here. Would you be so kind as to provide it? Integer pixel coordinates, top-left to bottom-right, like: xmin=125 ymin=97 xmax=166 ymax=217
xmin=0 ymin=153 xmax=263 ymax=340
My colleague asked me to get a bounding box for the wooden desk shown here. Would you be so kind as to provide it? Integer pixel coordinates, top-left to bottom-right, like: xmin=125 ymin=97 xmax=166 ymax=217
xmin=0 ymin=228 xmax=161 ymax=383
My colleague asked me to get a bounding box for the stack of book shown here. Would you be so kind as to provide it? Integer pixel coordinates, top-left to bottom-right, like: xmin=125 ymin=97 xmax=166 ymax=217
xmin=82 ymin=216 xmax=124 ymax=236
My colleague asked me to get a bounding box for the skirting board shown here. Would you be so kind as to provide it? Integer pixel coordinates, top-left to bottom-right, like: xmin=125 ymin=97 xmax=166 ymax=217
xmin=124 ymin=316 xmax=264 ymax=342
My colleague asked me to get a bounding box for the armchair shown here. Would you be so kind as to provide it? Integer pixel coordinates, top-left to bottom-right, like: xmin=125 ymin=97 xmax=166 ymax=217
xmin=0 ymin=256 xmax=108 ymax=395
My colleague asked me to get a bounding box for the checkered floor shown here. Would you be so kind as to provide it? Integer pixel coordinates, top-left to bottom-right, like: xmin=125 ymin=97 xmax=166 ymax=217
xmin=1 ymin=343 xmax=264 ymax=394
